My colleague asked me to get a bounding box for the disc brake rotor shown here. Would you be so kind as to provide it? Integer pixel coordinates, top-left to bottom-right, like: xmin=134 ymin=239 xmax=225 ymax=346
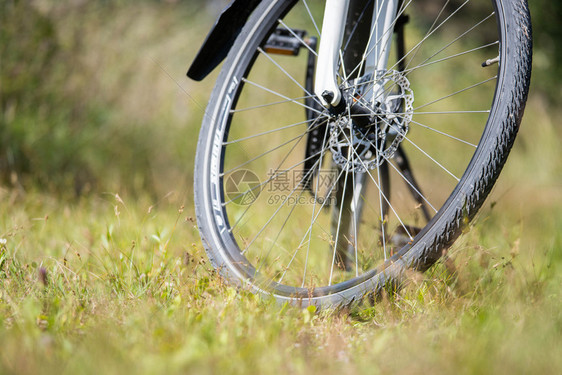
xmin=329 ymin=70 xmax=414 ymax=172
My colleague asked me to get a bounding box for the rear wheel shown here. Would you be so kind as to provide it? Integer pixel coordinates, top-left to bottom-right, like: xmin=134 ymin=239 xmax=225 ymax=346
xmin=194 ymin=0 xmax=532 ymax=306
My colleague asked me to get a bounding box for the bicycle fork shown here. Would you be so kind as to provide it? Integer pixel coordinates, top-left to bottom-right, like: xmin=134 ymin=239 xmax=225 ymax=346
xmin=314 ymin=0 xmax=400 ymax=108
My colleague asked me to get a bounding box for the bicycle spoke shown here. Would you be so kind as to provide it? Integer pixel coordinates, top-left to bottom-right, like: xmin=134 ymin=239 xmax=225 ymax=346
xmin=224 ymin=118 xmax=316 ymax=145
xmin=257 ymin=47 xmax=326 ymax=109
xmin=225 ymin=146 xmax=325 ymax=209
xmin=278 ymin=19 xmax=318 ymax=57
xmin=403 ymin=41 xmax=500 ymax=75
xmin=350 ymin=126 xmax=360 ymax=276
xmin=279 ymin=163 xmax=348 ymax=284
xmin=387 ymin=155 xmax=438 ymax=213
xmin=383 ymin=117 xmax=461 ymax=182
xmin=399 ymin=0 xmax=451 ymax=70
xmin=329 ymin=154 xmax=351 ymax=286
xmin=300 ymin=116 xmax=332 ymax=286
xmin=221 ymin=117 xmax=327 ymax=176
xmin=348 ymin=96 xmax=461 ymax=182
xmin=352 ymin=147 xmax=415 ymax=243
xmin=336 ymin=115 xmax=439 ymax=216
xmin=336 ymin=119 xmax=415 ymax=242
xmin=255 ymin=165 xmax=319 ymax=276
xmin=409 ymin=120 xmax=477 ymax=147
xmin=410 ymin=110 xmax=490 ymax=115
xmin=356 ymin=40 xmax=499 ymax=106
xmin=350 ymin=0 xmax=415 ymax=81
xmin=241 ymin=155 xmax=326 ymax=256
xmin=341 ymin=0 xmax=374 ymax=62
xmin=302 ymin=0 xmax=321 ymax=37
xmin=376 ymin=147 xmax=388 ymax=260
xmin=228 ymin=154 xmax=322 ymax=235
xmin=230 ymin=95 xmax=317 ymax=114
xmin=406 ymin=12 xmax=496 ymax=72
xmin=389 ymin=0 xmax=470 ymax=74
xmin=242 ymin=78 xmax=328 ymax=117
xmin=226 ymin=119 xmax=328 ymax=234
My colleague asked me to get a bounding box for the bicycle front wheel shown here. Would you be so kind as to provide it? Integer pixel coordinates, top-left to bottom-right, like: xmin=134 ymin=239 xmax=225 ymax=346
xmin=194 ymin=0 xmax=531 ymax=307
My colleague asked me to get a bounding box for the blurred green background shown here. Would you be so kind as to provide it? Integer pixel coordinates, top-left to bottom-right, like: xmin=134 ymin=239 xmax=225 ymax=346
xmin=1 ymin=0 xmax=559 ymax=198
xmin=1 ymin=0 xmax=222 ymax=197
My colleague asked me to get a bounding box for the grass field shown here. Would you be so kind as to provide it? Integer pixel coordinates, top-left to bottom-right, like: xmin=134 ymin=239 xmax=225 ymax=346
xmin=1 ymin=1 xmax=561 ymax=374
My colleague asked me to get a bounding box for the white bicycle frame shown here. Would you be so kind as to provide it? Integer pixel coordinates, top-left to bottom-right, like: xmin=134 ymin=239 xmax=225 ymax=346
xmin=314 ymin=0 xmax=400 ymax=107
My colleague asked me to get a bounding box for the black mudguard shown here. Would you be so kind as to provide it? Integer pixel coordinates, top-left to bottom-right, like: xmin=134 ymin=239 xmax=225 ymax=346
xmin=187 ymin=0 xmax=263 ymax=81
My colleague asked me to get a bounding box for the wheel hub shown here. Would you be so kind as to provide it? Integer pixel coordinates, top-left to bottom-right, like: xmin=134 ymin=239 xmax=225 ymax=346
xmin=328 ymin=70 xmax=414 ymax=172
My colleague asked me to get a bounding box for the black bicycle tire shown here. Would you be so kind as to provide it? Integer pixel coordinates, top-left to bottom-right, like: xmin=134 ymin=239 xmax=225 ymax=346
xmin=193 ymin=0 xmax=532 ymax=307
